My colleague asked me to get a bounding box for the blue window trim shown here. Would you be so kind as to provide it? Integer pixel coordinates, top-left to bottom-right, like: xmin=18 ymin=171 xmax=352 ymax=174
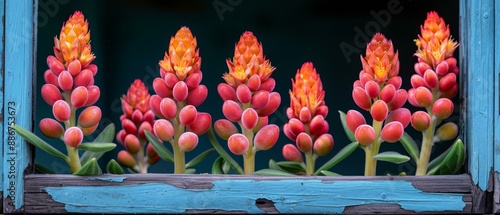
xmin=1 ymin=0 xmax=499 ymax=213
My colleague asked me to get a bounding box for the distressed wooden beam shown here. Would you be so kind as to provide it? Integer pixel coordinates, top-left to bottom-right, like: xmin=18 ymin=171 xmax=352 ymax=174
xmin=24 ymin=174 xmax=472 ymax=214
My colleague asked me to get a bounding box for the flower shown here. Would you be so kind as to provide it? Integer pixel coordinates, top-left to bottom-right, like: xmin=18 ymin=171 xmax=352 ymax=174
xmin=53 ymin=11 xmax=95 ymax=68
xmin=360 ymin=33 xmax=400 ymax=84
xmin=289 ymin=62 xmax=326 ymax=119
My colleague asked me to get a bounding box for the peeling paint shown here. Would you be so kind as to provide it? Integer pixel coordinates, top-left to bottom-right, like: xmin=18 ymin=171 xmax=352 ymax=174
xmin=44 ymin=179 xmax=466 ymax=214
xmin=85 ymin=177 xmax=127 ymax=182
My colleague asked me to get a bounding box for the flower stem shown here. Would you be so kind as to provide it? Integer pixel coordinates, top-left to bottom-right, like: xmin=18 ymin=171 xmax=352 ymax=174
xmin=305 ymin=151 xmax=315 ymax=176
xmin=173 ymin=121 xmax=186 ymax=174
xmin=136 ymin=138 xmax=148 ymax=173
xmin=64 ymin=91 xmax=82 ymax=173
xmin=364 ymin=120 xmax=383 ymax=176
xmin=242 ymin=127 xmax=255 ymax=175
xmin=416 ymin=116 xmax=437 ymax=176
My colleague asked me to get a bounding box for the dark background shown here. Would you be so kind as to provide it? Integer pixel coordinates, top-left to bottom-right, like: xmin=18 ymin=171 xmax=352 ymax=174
xmin=35 ymin=0 xmax=460 ymax=175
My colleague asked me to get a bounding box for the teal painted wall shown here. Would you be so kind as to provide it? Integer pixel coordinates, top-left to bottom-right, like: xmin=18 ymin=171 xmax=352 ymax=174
xmin=34 ymin=0 xmax=460 ymax=175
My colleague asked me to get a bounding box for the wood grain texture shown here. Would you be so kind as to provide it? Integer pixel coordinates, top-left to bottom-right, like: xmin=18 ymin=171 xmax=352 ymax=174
xmin=24 ymin=174 xmax=472 ymax=214
xmin=0 ymin=0 xmax=5 ymax=212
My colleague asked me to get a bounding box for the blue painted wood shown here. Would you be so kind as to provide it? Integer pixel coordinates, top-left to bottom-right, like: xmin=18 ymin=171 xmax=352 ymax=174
xmin=459 ymin=0 xmax=495 ymax=191
xmin=3 ymin=0 xmax=37 ymax=212
xmin=494 ymin=0 xmax=500 ymax=179
xmin=0 ymin=0 xmax=5 ymax=197
xmin=44 ymin=179 xmax=466 ymax=214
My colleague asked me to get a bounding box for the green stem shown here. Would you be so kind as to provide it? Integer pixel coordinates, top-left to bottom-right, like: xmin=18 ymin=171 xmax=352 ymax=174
xmin=242 ymin=127 xmax=254 ymax=175
xmin=364 ymin=120 xmax=383 ymax=176
xmin=305 ymin=151 xmax=315 ymax=176
xmin=173 ymin=120 xmax=186 ymax=174
xmin=64 ymin=91 xmax=81 ymax=173
xmin=416 ymin=116 xmax=437 ymax=176
xmin=136 ymin=138 xmax=148 ymax=173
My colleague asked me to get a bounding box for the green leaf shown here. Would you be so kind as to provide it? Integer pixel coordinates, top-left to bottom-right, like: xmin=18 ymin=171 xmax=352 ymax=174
xmin=399 ymin=132 xmax=420 ymax=162
xmin=11 ymin=124 xmax=69 ymax=162
xmin=315 ymin=141 xmax=359 ymax=175
xmin=253 ymin=169 xmax=296 ymax=176
xmin=77 ymin=142 xmax=116 ymax=152
xmin=427 ymin=139 xmax=465 ymax=175
xmin=185 ymin=168 xmax=196 ymax=174
xmin=276 ymin=161 xmax=305 ymax=174
xmin=212 ymin=156 xmax=225 ymax=174
xmin=222 ymin=159 xmax=231 ymax=174
xmin=73 ymin=158 xmax=102 ymax=176
xmin=186 ymin=148 xmax=215 ymax=168
xmin=268 ymin=159 xmax=281 ymax=170
xmin=373 ymin=151 xmax=410 ymax=164
xmin=144 ymin=130 xmax=174 ymax=163
xmin=106 ymin=159 xmax=125 ymax=174
xmin=35 ymin=163 xmax=55 ymax=174
xmin=339 ymin=110 xmax=356 ymax=142
xmin=207 ymin=127 xmax=243 ymax=174
xmin=319 ymin=170 xmax=341 ymax=176
xmin=80 ymin=123 xmax=117 ymax=165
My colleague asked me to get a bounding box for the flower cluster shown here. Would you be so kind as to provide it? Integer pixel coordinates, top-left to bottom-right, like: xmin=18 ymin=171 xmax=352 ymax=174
xmin=282 ymin=62 xmax=334 ymax=175
xmin=150 ymin=27 xmax=212 ymax=174
xmin=116 ymin=79 xmax=159 ymax=173
xmin=214 ymin=31 xmax=281 ymax=174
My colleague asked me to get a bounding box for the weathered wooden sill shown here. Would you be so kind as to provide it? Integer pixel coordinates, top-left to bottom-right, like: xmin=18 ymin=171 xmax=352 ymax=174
xmin=24 ymin=173 xmax=472 ymax=214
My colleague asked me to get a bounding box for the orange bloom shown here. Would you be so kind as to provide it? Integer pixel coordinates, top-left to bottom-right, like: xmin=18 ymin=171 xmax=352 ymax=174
xmin=289 ymin=62 xmax=325 ymax=117
xmin=224 ymin=31 xmax=275 ymax=87
xmin=123 ymin=79 xmax=150 ymax=114
xmin=159 ymin=27 xmax=201 ymax=80
xmin=414 ymin=11 xmax=459 ymax=67
xmin=360 ymin=33 xmax=400 ymax=84
xmin=53 ymin=11 xmax=95 ymax=68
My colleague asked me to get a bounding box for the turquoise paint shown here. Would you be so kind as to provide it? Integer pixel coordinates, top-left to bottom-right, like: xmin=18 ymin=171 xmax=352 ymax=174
xmin=3 ymin=0 xmax=37 ymax=210
xmin=45 ymin=180 xmax=465 ymax=214
xmin=460 ymin=0 xmax=495 ymax=191
xmin=85 ymin=177 xmax=126 ymax=182
xmin=0 ymin=0 xmax=5 ymax=193
xmin=494 ymin=0 xmax=500 ymax=177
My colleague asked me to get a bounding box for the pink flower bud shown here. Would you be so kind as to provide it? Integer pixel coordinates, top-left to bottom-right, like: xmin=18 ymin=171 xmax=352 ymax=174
xmin=70 ymin=86 xmax=89 ymax=108
xmin=47 ymin=56 xmax=65 ymax=75
xmin=39 ymin=118 xmax=64 ymax=138
xmin=153 ymin=78 xmax=172 ymax=98
xmin=143 ymin=110 xmax=156 ymax=124
xmin=153 ymin=119 xmax=174 ymax=142
xmin=355 ymin=124 xmax=375 ymax=146
xmin=386 ymin=108 xmax=411 ymax=128
xmin=381 ymin=121 xmax=404 ymax=143
xmin=359 ymin=72 xmax=374 ymax=86
xmin=58 ymin=70 xmax=74 ymax=92
xmin=85 ymin=64 xmax=98 ymax=76
xmin=309 ymin=115 xmax=329 ymax=136
xmin=186 ymin=85 xmax=208 ymax=107
xmin=259 ymin=78 xmax=276 ymax=92
xmin=352 ymin=87 xmax=371 ymax=111
xmin=364 ymin=80 xmax=380 ymax=99
xmin=236 ymin=84 xmax=252 ymax=104
xmin=346 ymin=110 xmax=366 ymax=133
xmin=146 ymin=143 xmax=158 ymax=158
xmin=370 ymin=100 xmax=388 ymax=122
xmin=254 ymin=124 xmax=280 ymax=151
xmin=124 ymin=134 xmax=141 ymax=154
xmin=116 ymin=129 xmax=127 ymax=145
xmin=214 ymin=119 xmax=238 ymax=140
xmin=147 ymin=155 xmax=160 ymax=165
xmin=81 ymin=123 xmax=98 ymax=136
xmin=253 ymin=116 xmax=268 ymax=133
xmin=131 ymin=110 xmax=143 ymax=125
xmin=435 ymin=61 xmax=449 ymax=76
xmin=251 ymin=90 xmax=270 ymax=110
xmin=287 ymin=108 xmax=294 ymax=120
xmin=44 ymin=69 xmax=59 ymax=86
xmin=258 ymin=92 xmax=281 ymax=117
xmin=440 ymin=82 xmax=458 ymax=99
xmin=407 ymin=88 xmax=419 ymax=107
xmin=173 ymin=81 xmax=188 ymax=102
xmin=295 ymin=132 xmax=312 ymax=153
xmin=241 ymin=108 xmax=259 ymax=130
xmin=414 ymin=86 xmax=433 ymax=107
xmin=179 ymin=105 xmax=198 ymax=126
xmin=353 ymin=80 xmax=363 ymax=89
xmin=217 ymin=83 xmax=237 ymax=101
xmin=410 ymin=74 xmax=426 ymax=89
xmin=52 ymin=100 xmax=71 ymax=122
xmin=64 ymin=127 xmax=83 ymax=147
xmin=137 ymin=121 xmax=152 ymax=139
xmin=41 ymin=84 xmax=62 ymax=106
xmin=247 ymin=74 xmax=261 ymax=91
xmin=411 ymin=111 xmax=431 ymax=131
xmin=78 ymin=106 xmax=102 ymax=128
xmin=67 ymin=60 xmax=82 ymax=76
xmin=423 ymin=69 xmax=438 ymax=89
xmin=388 ymin=89 xmax=407 ymax=111
xmin=164 ymin=72 xmax=179 ymax=88
xmin=288 ymin=118 xmax=305 ymax=136
xmin=299 ymin=107 xmax=312 ymax=123
xmin=117 ymin=150 xmax=137 ymax=168
xmin=85 ymin=85 xmax=100 ymax=106
xmin=185 ymin=72 xmax=202 ymax=90
xmin=432 ymin=98 xmax=454 ymax=119
xmin=121 ymin=99 xmax=133 ymax=117
xmin=283 ymin=123 xmax=297 ymax=141
xmin=122 ymin=118 xmax=137 ymax=135
xmin=228 ymin=134 xmax=249 ymax=155
xmin=222 ymin=100 xmax=243 ymax=122
xmin=74 ymin=69 xmax=93 ymax=87
xmin=313 ymin=133 xmax=334 ymax=156
xmin=439 ymin=73 xmax=456 ymax=92
xmin=178 ymin=132 xmax=198 ymax=152
xmin=188 ymin=112 xmax=212 ymax=135
xmin=380 ymin=85 xmax=396 ymax=104
xmin=446 ymin=58 xmax=457 ymax=68
xmin=282 ymin=144 xmax=303 ymax=162
xmin=315 ymin=105 xmax=329 ymax=118
xmin=386 ymin=76 xmax=402 ymax=90
xmin=159 ymin=97 xmax=177 ymax=119
xmin=414 ymin=62 xmax=431 ymax=76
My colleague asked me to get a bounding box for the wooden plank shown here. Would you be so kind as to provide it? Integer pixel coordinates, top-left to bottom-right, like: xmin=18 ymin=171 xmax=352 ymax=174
xmin=494 ymin=0 xmax=500 ymax=213
xmin=24 ymin=174 xmax=472 ymax=214
xmin=3 ymin=0 xmax=37 ymax=213
xmin=0 ymin=0 xmax=5 ymax=212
